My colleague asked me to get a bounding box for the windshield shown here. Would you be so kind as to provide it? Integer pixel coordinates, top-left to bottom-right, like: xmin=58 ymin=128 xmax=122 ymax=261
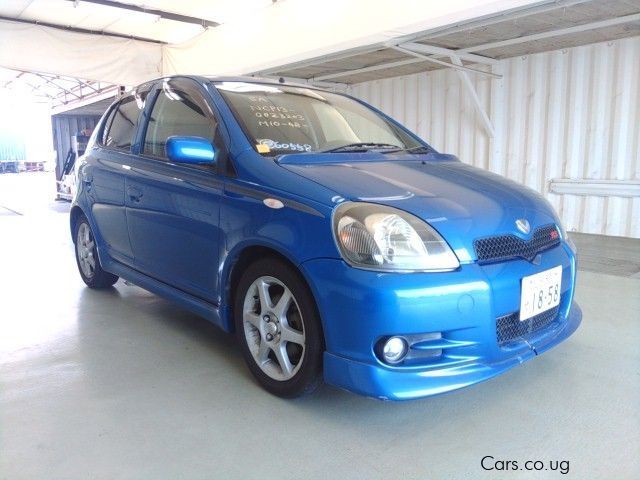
xmin=214 ymin=81 xmax=427 ymax=155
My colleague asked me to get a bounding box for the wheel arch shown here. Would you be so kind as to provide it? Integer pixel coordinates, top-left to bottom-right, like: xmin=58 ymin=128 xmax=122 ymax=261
xmin=222 ymin=243 xmax=324 ymax=343
xmin=69 ymin=205 xmax=86 ymax=241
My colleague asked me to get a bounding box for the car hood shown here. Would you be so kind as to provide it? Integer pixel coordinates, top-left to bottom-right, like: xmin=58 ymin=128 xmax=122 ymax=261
xmin=277 ymin=152 xmax=560 ymax=262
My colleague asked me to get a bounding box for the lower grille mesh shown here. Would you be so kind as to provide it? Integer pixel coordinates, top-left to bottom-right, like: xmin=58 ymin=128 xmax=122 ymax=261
xmin=496 ymin=304 xmax=561 ymax=345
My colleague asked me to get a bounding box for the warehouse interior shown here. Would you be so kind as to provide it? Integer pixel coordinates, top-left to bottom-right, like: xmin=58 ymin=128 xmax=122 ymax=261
xmin=0 ymin=1 xmax=639 ymax=478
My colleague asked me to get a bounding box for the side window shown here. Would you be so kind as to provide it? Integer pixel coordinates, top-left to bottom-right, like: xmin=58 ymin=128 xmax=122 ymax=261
xmin=103 ymin=96 xmax=143 ymax=151
xmin=99 ymin=106 xmax=117 ymax=146
xmin=143 ymin=85 xmax=215 ymax=159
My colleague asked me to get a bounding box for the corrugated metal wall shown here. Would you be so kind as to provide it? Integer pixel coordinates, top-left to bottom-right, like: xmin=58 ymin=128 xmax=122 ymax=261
xmin=350 ymin=37 xmax=640 ymax=238
xmin=51 ymin=115 xmax=100 ymax=179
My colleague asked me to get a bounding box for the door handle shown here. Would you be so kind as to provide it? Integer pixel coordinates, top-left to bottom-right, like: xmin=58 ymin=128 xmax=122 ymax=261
xmin=127 ymin=186 xmax=143 ymax=202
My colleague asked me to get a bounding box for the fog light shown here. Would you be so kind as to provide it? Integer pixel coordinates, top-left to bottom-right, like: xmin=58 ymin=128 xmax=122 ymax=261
xmin=382 ymin=336 xmax=408 ymax=364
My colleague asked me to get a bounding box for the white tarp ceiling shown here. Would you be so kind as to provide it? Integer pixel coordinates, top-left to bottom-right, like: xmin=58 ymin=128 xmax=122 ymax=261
xmin=0 ymin=19 xmax=162 ymax=86
xmin=0 ymin=0 xmax=542 ymax=87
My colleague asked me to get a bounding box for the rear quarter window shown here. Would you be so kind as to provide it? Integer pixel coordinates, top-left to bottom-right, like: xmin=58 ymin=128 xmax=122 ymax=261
xmin=102 ymin=95 xmax=145 ymax=151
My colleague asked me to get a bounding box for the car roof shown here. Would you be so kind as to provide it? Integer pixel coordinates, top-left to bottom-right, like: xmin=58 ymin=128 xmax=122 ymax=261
xmin=139 ymin=75 xmax=326 ymax=92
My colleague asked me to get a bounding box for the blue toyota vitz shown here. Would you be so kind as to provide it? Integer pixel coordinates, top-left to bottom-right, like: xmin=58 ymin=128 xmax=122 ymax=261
xmin=71 ymin=76 xmax=582 ymax=400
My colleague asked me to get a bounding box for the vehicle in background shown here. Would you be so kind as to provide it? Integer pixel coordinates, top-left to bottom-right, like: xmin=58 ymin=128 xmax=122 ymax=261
xmin=56 ymin=132 xmax=90 ymax=201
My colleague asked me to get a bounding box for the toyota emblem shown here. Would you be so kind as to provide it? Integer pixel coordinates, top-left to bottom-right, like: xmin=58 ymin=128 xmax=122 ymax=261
xmin=515 ymin=218 xmax=531 ymax=234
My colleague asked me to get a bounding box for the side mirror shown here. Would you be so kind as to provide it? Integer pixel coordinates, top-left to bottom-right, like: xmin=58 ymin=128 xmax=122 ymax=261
xmin=165 ymin=136 xmax=216 ymax=165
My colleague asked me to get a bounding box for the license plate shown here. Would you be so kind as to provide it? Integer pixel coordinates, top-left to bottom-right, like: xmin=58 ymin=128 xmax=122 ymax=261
xmin=519 ymin=265 xmax=562 ymax=321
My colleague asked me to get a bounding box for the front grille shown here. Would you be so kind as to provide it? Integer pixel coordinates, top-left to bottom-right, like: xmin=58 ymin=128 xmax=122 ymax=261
xmin=496 ymin=304 xmax=561 ymax=345
xmin=474 ymin=224 xmax=560 ymax=263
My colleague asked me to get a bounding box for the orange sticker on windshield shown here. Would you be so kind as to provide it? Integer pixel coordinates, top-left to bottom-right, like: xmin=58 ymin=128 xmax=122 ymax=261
xmin=256 ymin=144 xmax=270 ymax=153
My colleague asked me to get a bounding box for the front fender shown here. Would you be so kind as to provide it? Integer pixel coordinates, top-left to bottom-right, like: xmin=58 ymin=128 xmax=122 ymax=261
xmin=218 ymin=181 xmax=339 ymax=330
xmin=221 ymin=179 xmax=338 ymax=265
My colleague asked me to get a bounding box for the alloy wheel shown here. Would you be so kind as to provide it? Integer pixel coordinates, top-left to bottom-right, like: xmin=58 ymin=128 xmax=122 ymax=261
xmin=242 ymin=276 xmax=306 ymax=381
xmin=76 ymin=222 xmax=96 ymax=279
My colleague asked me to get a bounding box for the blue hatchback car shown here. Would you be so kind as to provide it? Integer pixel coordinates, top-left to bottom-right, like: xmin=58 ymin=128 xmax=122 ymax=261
xmin=71 ymin=76 xmax=581 ymax=400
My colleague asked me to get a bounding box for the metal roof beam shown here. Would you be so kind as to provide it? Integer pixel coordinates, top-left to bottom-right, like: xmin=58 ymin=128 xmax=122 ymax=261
xmin=32 ymin=73 xmax=81 ymax=99
xmin=313 ymin=57 xmax=426 ymax=81
xmin=391 ymin=46 xmax=502 ymax=79
xmin=22 ymin=81 xmax=56 ymax=100
xmin=73 ymin=79 xmax=100 ymax=94
xmin=313 ymin=46 xmax=503 ymax=83
xmin=398 ymin=42 xmax=498 ymax=65
xmin=51 ymin=85 xmax=119 ymax=114
xmin=0 ymin=15 xmax=165 ymax=44
xmin=2 ymin=71 xmax=24 ymax=89
xmin=72 ymin=0 xmax=220 ymax=28
xmin=460 ymin=12 xmax=640 ymax=54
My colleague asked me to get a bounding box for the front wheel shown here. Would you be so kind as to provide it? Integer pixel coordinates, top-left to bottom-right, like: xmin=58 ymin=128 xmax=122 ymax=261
xmin=234 ymin=258 xmax=323 ymax=398
xmin=74 ymin=215 xmax=118 ymax=288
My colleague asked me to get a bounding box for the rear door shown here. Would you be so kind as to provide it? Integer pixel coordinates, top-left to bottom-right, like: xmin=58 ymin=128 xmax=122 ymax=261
xmin=124 ymin=78 xmax=226 ymax=303
xmin=83 ymin=91 xmax=148 ymax=266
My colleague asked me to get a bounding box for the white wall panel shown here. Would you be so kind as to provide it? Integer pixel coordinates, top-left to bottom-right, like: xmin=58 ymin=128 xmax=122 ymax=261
xmin=350 ymin=37 xmax=640 ymax=238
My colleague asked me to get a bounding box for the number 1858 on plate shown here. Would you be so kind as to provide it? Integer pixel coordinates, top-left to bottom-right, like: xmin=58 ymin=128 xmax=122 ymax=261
xmin=519 ymin=265 xmax=562 ymax=321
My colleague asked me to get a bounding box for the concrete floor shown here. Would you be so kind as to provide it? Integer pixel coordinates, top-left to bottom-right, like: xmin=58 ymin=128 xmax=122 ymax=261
xmin=1 ymin=172 xmax=639 ymax=480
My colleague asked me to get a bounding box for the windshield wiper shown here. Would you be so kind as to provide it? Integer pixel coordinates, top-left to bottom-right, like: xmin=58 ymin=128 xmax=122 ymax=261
xmin=320 ymin=142 xmax=402 ymax=153
xmin=403 ymin=145 xmax=433 ymax=154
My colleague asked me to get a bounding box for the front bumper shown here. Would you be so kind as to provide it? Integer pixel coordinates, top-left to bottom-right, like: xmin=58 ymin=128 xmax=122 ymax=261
xmin=323 ymin=303 xmax=581 ymax=400
xmin=300 ymin=242 xmax=582 ymax=400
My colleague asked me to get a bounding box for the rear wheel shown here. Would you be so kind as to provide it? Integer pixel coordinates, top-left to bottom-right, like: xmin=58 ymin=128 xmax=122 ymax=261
xmin=74 ymin=215 xmax=118 ymax=288
xmin=234 ymin=258 xmax=323 ymax=398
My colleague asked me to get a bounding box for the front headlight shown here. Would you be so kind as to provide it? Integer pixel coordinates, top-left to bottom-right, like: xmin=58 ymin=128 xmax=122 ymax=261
xmin=332 ymin=202 xmax=460 ymax=272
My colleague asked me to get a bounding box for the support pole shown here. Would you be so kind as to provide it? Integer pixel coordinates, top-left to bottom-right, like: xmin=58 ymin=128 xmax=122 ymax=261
xmin=449 ymin=55 xmax=495 ymax=138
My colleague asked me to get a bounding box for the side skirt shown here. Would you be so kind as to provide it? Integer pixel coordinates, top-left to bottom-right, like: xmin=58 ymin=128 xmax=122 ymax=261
xmin=103 ymin=257 xmax=227 ymax=331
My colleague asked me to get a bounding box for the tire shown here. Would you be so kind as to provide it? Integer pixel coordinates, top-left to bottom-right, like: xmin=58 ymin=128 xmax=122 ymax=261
xmin=234 ymin=257 xmax=324 ymax=398
xmin=74 ymin=214 xmax=119 ymax=288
